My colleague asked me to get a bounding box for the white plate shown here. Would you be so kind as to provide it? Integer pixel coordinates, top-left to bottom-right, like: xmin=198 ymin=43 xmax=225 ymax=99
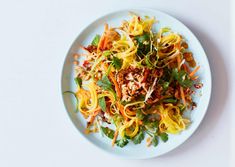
xmin=61 ymin=8 xmax=212 ymax=159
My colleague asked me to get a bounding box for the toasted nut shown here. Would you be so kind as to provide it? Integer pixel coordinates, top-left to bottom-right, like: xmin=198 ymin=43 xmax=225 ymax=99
xmin=73 ymin=53 xmax=79 ymax=59
xmin=181 ymin=42 xmax=188 ymax=49
xmin=73 ymin=60 xmax=79 ymax=65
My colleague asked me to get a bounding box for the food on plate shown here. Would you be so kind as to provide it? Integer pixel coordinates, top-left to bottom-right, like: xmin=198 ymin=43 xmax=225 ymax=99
xmin=64 ymin=14 xmax=202 ymax=147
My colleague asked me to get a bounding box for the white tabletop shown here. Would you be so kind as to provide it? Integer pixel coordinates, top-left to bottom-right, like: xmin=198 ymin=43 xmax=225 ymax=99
xmin=0 ymin=0 xmax=234 ymax=167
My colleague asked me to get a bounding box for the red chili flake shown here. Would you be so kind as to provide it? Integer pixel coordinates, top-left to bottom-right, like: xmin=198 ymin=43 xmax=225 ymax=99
xmin=138 ymin=16 xmax=141 ymax=21
xmin=194 ymin=83 xmax=203 ymax=89
xmin=83 ymin=60 xmax=90 ymax=68
xmin=83 ymin=45 xmax=97 ymax=53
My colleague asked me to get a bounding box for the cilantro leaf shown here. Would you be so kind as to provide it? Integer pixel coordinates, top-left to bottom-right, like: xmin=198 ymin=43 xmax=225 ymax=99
xmin=101 ymin=126 xmax=115 ymax=139
xmin=97 ymin=76 xmax=112 ymax=91
xmin=116 ymin=138 xmax=129 ymax=148
xmin=98 ymin=97 xmax=106 ymax=112
xmin=91 ymin=34 xmax=100 ymax=46
xmin=112 ymin=56 xmax=123 ymax=70
xmin=74 ymin=77 xmax=82 ymax=87
xmin=135 ymin=33 xmax=150 ymax=44
xmin=160 ymin=132 xmax=168 ymax=142
xmin=152 ymin=136 xmax=159 ymax=147
xmin=132 ymin=130 xmax=144 ymax=144
xmin=135 ymin=33 xmax=151 ymax=55
xmin=172 ymin=68 xmax=193 ymax=88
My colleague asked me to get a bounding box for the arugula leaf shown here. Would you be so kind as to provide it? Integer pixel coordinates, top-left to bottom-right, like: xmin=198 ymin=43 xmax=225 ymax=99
xmin=136 ymin=109 xmax=145 ymax=120
xmin=116 ymin=138 xmax=129 ymax=148
xmin=98 ymin=97 xmax=106 ymax=112
xmin=91 ymin=34 xmax=100 ymax=46
xmin=101 ymin=126 xmax=115 ymax=139
xmin=172 ymin=68 xmax=193 ymax=88
xmin=97 ymin=76 xmax=112 ymax=91
xmin=132 ymin=130 xmax=144 ymax=144
xmin=112 ymin=56 xmax=123 ymax=70
xmin=74 ymin=77 xmax=82 ymax=87
xmin=160 ymin=132 xmax=168 ymax=142
xmin=152 ymin=136 xmax=159 ymax=147
xmin=163 ymin=98 xmax=177 ymax=103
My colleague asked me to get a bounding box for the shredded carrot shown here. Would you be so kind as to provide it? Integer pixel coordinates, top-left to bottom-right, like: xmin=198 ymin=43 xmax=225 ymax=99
xmin=109 ymin=72 xmax=122 ymax=99
xmin=180 ymin=86 xmax=186 ymax=105
xmin=189 ymin=66 xmax=200 ymax=77
xmin=103 ymin=36 xmax=109 ymax=49
xmin=182 ymin=64 xmax=190 ymax=73
xmin=88 ymin=107 xmax=101 ymax=125
xmin=192 ymin=75 xmax=199 ymax=80
xmin=112 ymin=130 xmax=119 ymax=147
xmin=146 ymin=137 xmax=152 ymax=147
xmin=177 ymin=54 xmax=181 ymax=71
xmin=97 ymin=36 xmax=105 ymax=51
xmin=138 ymin=120 xmax=143 ymax=125
xmin=117 ymin=102 xmax=128 ymax=120
xmin=97 ymin=24 xmax=109 ymax=52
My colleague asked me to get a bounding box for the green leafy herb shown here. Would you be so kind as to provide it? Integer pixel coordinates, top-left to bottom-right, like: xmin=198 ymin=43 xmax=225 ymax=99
xmin=145 ymin=104 xmax=152 ymax=110
xmin=135 ymin=33 xmax=151 ymax=55
xmin=172 ymin=68 xmax=193 ymax=88
xmin=160 ymin=132 xmax=168 ymax=142
xmin=101 ymin=126 xmax=115 ymax=139
xmin=145 ymin=121 xmax=159 ymax=133
xmin=74 ymin=77 xmax=82 ymax=87
xmin=178 ymin=104 xmax=186 ymax=112
xmin=98 ymin=97 xmax=106 ymax=112
xmin=163 ymin=98 xmax=177 ymax=103
xmin=163 ymin=81 xmax=169 ymax=90
xmin=113 ymin=114 xmax=124 ymax=127
xmin=103 ymin=50 xmax=111 ymax=57
xmin=136 ymin=109 xmax=145 ymax=120
xmin=97 ymin=76 xmax=116 ymax=100
xmin=97 ymin=76 xmax=112 ymax=91
xmin=112 ymin=56 xmax=123 ymax=70
xmin=135 ymin=33 xmax=150 ymax=44
xmin=63 ymin=91 xmax=78 ymax=113
xmin=132 ymin=130 xmax=144 ymax=144
xmin=152 ymin=136 xmax=159 ymax=147
xmin=116 ymin=138 xmax=129 ymax=148
xmin=91 ymin=34 xmax=100 ymax=46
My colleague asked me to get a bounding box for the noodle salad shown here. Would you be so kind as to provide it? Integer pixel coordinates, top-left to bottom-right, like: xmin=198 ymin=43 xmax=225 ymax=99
xmin=64 ymin=14 xmax=203 ymax=148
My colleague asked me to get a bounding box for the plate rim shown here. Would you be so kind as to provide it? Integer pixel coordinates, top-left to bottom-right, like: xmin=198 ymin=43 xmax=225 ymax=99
xmin=60 ymin=8 xmax=212 ymax=159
